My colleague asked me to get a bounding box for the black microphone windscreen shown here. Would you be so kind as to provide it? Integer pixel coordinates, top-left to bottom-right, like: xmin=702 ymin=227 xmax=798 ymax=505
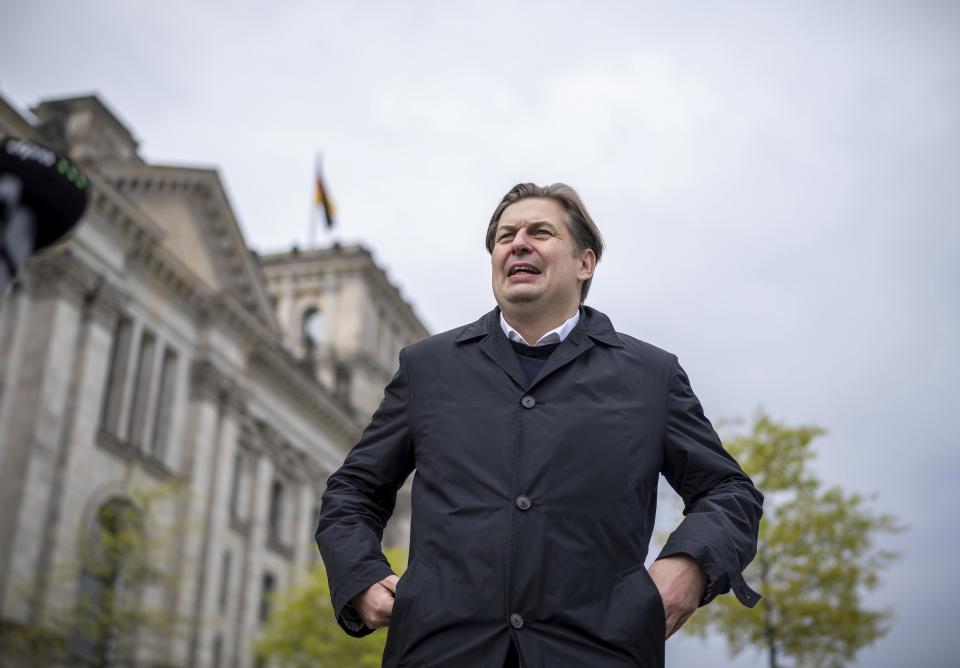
xmin=0 ymin=137 xmax=89 ymax=250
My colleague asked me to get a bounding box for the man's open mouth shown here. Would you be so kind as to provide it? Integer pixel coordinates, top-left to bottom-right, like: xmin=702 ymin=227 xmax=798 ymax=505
xmin=508 ymin=264 xmax=541 ymax=277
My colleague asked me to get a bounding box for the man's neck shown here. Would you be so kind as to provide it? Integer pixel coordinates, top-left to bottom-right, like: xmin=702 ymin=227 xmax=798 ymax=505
xmin=500 ymin=304 xmax=579 ymax=345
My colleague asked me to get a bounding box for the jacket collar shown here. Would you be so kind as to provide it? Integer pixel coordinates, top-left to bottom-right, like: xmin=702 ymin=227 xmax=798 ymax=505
xmin=454 ymin=305 xmax=623 ymax=348
xmin=454 ymin=305 xmax=623 ymax=390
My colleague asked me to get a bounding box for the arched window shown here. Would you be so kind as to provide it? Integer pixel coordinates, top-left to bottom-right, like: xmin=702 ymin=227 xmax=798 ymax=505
xmin=73 ymin=498 xmax=144 ymax=665
xmin=301 ymin=306 xmax=322 ymax=350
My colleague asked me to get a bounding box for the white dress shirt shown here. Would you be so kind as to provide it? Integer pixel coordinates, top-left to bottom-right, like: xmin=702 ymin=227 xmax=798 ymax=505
xmin=499 ymin=310 xmax=580 ymax=347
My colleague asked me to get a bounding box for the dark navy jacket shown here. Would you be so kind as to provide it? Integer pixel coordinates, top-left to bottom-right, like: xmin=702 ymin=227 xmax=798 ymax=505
xmin=316 ymin=306 xmax=763 ymax=668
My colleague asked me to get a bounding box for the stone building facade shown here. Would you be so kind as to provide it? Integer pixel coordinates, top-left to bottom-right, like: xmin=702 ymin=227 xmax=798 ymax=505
xmin=0 ymin=93 xmax=427 ymax=667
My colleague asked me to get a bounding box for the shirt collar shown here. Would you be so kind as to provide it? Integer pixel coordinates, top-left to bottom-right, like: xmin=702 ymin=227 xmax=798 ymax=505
xmin=499 ymin=310 xmax=580 ymax=347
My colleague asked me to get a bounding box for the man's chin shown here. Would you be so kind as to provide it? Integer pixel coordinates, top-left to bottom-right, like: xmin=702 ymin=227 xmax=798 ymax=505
xmin=502 ymin=289 xmax=542 ymax=305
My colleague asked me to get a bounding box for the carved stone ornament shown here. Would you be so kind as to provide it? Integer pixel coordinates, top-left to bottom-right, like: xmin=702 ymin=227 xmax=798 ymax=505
xmin=86 ymin=278 xmax=129 ymax=328
xmin=189 ymin=358 xmax=245 ymax=412
xmin=21 ymin=249 xmax=99 ymax=303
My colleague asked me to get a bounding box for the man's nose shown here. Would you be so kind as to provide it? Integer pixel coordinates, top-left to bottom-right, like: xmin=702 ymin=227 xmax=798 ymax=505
xmin=510 ymin=230 xmax=532 ymax=254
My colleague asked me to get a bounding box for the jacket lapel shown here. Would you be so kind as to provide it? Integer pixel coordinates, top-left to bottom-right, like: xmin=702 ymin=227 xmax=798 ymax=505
xmin=455 ymin=308 xmax=528 ymax=390
xmin=529 ymin=306 xmax=624 ymax=389
xmin=478 ymin=331 xmax=528 ymax=390
xmin=527 ymin=327 xmax=592 ymax=389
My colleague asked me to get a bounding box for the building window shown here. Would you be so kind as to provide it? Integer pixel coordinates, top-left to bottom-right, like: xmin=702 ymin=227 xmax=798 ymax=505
xmin=150 ymin=346 xmax=178 ymax=460
xmin=100 ymin=320 xmax=181 ymax=457
xmin=268 ymin=479 xmax=285 ymax=543
xmin=229 ymin=451 xmax=243 ymax=519
xmin=100 ymin=317 xmax=133 ymax=434
xmin=301 ymin=306 xmax=322 ymax=350
xmin=73 ymin=499 xmax=143 ymax=664
xmin=230 ymin=450 xmax=255 ymax=523
xmin=212 ymin=635 xmax=222 ymax=668
xmin=259 ymin=573 xmax=276 ymax=624
xmin=218 ymin=550 xmax=231 ymax=612
xmin=126 ymin=329 xmax=156 ymax=449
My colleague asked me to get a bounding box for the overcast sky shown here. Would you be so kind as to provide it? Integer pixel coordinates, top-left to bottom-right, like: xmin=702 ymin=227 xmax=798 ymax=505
xmin=4 ymin=1 xmax=958 ymax=665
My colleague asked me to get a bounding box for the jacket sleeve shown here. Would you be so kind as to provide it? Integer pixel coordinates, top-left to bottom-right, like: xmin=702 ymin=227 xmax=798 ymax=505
xmin=315 ymin=350 xmax=416 ymax=636
xmin=656 ymin=356 xmax=764 ymax=608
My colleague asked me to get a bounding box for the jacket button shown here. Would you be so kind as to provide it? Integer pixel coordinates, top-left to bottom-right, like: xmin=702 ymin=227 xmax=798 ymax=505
xmin=510 ymin=613 xmax=524 ymax=629
xmin=515 ymin=495 xmax=531 ymax=510
xmin=520 ymin=395 xmax=536 ymax=409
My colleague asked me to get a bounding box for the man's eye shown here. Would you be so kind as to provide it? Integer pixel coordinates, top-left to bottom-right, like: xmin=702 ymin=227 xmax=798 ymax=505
xmin=497 ymin=233 xmax=514 ymax=243
xmin=533 ymin=230 xmax=552 ymax=238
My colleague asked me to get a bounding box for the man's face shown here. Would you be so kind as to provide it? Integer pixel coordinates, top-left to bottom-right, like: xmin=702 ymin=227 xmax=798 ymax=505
xmin=491 ymin=198 xmax=594 ymax=314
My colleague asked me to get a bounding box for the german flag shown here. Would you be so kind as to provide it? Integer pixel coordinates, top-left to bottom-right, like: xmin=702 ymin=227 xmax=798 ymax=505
xmin=314 ymin=161 xmax=336 ymax=229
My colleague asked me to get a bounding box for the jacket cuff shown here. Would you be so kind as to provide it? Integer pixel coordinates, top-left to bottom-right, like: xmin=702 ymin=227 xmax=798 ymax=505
xmin=332 ymin=562 xmax=395 ymax=637
xmin=338 ymin=602 xmax=374 ymax=637
xmin=657 ymin=540 xmax=761 ymax=608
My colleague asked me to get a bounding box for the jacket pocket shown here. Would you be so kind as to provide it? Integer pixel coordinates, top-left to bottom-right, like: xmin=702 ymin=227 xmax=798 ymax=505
xmin=382 ymin=562 xmax=416 ymax=664
xmin=612 ymin=564 xmax=666 ymax=656
xmin=382 ymin=560 xmax=436 ymax=666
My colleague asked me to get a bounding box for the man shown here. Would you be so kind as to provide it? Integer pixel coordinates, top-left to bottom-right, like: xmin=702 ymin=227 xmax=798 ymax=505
xmin=316 ymin=183 xmax=763 ymax=667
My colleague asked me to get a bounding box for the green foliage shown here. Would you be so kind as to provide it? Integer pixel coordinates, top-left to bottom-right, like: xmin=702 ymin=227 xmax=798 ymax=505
xmin=257 ymin=547 xmax=408 ymax=668
xmin=0 ymin=480 xmax=189 ymax=668
xmin=684 ymin=412 xmax=904 ymax=668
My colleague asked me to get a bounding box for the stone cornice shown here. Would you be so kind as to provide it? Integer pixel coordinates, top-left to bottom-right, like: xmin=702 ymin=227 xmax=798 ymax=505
xmin=0 ymin=97 xmax=43 ymax=141
xmin=22 ymin=248 xmax=101 ymax=304
xmin=87 ymin=172 xmax=165 ymax=247
xmin=209 ymin=292 xmax=267 ymax=350
xmin=94 ymin=163 xmax=279 ymax=334
xmin=256 ymin=419 xmax=302 ymax=482
xmin=237 ymin=417 xmax=263 ymax=460
xmin=85 ymin=173 xmax=274 ymax=344
xmin=255 ymin=418 xmax=329 ymax=486
xmin=87 ymin=277 xmax=129 ymax=328
xmin=128 ymin=238 xmax=213 ymax=321
xmin=248 ymin=342 xmax=362 ymax=448
xmin=236 ymin=414 xmax=328 ymax=487
xmin=18 ymin=246 xmax=132 ymax=331
xmin=189 ymin=358 xmax=247 ymax=415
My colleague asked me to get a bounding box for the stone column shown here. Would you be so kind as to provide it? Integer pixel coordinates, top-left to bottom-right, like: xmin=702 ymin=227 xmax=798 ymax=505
xmin=0 ymin=284 xmax=30 ymax=472
xmin=170 ymin=359 xmax=237 ymax=668
xmin=290 ymin=478 xmax=310 ymax=587
xmin=190 ymin=382 xmax=244 ymax=668
xmin=233 ymin=448 xmax=273 ymax=668
xmin=33 ymin=274 xmax=128 ymax=624
xmin=0 ymin=252 xmax=91 ymax=622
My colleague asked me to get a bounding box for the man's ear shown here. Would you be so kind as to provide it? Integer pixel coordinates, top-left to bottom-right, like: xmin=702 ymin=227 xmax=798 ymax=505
xmin=578 ymin=249 xmax=597 ymax=282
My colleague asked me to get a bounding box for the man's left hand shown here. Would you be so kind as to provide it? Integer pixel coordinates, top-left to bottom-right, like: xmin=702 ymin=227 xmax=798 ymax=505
xmin=647 ymin=554 xmax=707 ymax=639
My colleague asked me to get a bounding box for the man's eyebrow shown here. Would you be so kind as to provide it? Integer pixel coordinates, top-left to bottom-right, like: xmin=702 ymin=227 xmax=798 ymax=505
xmin=496 ymin=220 xmax=560 ymax=233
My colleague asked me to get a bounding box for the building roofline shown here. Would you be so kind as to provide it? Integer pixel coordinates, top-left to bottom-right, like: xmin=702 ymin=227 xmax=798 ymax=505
xmin=30 ymin=93 xmax=139 ymax=148
xmin=258 ymin=243 xmax=430 ymax=336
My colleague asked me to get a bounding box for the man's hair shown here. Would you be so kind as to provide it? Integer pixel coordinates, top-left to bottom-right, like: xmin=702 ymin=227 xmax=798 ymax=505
xmin=486 ymin=182 xmax=605 ymax=302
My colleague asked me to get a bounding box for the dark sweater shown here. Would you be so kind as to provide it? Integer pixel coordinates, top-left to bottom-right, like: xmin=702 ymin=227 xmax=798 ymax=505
xmin=509 ymin=339 xmax=560 ymax=385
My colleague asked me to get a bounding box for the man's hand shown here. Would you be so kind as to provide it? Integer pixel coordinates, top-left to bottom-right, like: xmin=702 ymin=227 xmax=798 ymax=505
xmin=351 ymin=575 xmax=399 ymax=629
xmin=648 ymin=555 xmax=706 ymax=639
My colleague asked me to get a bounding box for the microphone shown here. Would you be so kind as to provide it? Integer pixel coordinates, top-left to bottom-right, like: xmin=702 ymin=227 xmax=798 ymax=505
xmin=0 ymin=137 xmax=89 ymax=293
